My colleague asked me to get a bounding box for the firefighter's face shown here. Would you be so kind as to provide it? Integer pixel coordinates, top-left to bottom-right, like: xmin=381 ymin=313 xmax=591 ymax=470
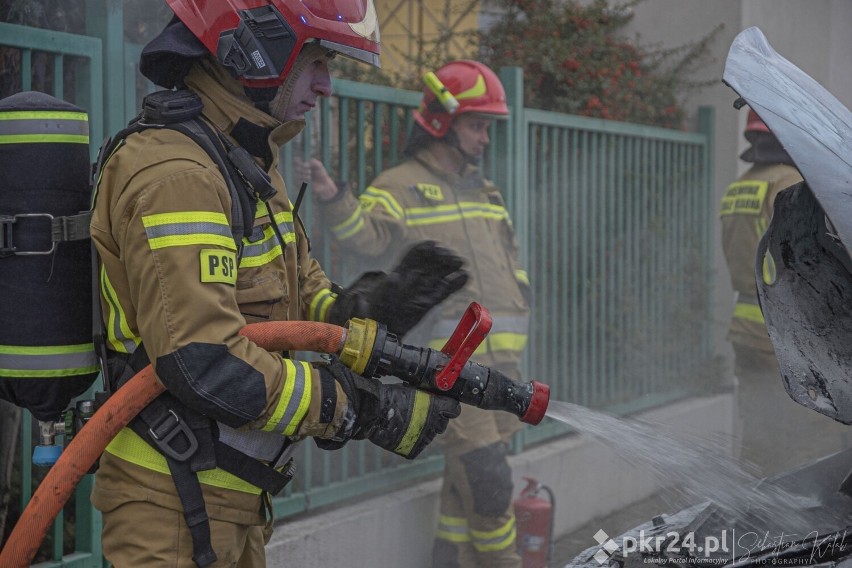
xmin=450 ymin=114 xmax=493 ymax=159
xmin=281 ymin=57 xmax=332 ymax=121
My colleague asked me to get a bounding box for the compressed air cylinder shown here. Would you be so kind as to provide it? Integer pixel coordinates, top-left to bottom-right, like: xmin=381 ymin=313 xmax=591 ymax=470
xmin=0 ymin=91 xmax=98 ymax=421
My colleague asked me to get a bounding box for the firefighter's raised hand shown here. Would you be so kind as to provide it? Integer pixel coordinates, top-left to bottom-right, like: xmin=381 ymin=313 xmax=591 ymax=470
xmin=293 ymin=156 xmax=339 ymax=201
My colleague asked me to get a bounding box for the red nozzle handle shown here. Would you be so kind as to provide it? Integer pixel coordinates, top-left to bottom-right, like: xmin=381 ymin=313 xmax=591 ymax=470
xmin=436 ymin=302 xmax=492 ymax=391
xmin=521 ymin=380 xmax=550 ymax=425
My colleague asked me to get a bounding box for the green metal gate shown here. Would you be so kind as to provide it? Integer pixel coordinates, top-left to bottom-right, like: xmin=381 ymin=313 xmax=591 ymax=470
xmin=1 ymin=12 xmax=714 ymax=566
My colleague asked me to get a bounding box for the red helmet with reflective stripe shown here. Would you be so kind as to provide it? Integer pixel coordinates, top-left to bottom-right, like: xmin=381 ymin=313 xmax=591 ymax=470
xmin=166 ymin=0 xmax=380 ymax=88
xmin=746 ymin=108 xmax=771 ymax=134
xmin=414 ymin=60 xmax=509 ymax=138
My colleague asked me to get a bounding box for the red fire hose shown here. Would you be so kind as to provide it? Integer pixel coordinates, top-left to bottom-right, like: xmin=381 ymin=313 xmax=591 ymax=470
xmin=0 ymin=321 xmax=347 ymax=568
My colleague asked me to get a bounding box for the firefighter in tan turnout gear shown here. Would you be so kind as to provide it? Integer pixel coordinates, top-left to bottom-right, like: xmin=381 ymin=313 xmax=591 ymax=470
xmin=89 ymin=2 xmax=468 ymax=567
xmin=300 ymin=60 xmax=530 ymax=568
xmin=721 ymin=108 xmax=848 ymax=475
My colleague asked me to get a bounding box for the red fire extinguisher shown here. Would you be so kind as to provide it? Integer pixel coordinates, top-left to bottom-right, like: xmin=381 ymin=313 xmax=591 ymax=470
xmin=514 ymin=477 xmax=555 ymax=568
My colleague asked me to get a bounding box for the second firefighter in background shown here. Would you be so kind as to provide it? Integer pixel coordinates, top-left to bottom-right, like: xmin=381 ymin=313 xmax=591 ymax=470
xmin=720 ymin=108 xmax=850 ymax=475
xmin=298 ymin=60 xmax=529 ymax=568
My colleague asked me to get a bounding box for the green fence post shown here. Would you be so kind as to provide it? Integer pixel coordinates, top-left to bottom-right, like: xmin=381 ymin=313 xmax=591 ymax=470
xmin=697 ymin=105 xmax=715 ymax=360
xmin=86 ymin=0 xmax=125 ymax=139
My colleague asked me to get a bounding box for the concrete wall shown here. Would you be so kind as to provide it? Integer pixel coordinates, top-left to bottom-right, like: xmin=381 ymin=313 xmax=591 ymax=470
xmin=266 ymin=393 xmax=735 ymax=568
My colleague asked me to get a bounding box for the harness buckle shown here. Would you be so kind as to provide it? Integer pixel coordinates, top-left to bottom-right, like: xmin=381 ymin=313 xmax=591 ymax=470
xmin=0 ymin=213 xmax=56 ymax=257
xmin=148 ymin=409 xmax=199 ymax=462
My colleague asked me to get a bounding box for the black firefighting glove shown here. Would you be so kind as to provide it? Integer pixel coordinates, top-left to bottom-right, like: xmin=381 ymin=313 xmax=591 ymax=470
xmin=328 ymin=241 xmax=469 ymax=336
xmin=316 ymin=358 xmax=461 ymax=459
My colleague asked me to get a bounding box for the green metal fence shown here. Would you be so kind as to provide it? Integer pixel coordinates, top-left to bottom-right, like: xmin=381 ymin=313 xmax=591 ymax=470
xmin=1 ymin=14 xmax=714 ymax=567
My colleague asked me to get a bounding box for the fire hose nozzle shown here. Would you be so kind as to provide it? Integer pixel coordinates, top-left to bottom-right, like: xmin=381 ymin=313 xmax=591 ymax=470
xmin=522 ymin=380 xmax=550 ymax=425
xmin=338 ymin=304 xmax=550 ymax=424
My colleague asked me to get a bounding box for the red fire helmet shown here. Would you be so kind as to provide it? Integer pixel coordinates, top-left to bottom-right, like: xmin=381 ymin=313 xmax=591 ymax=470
xmin=166 ymin=0 xmax=380 ymax=87
xmin=414 ymin=60 xmax=509 ymax=138
xmin=746 ymin=108 xmax=771 ymax=134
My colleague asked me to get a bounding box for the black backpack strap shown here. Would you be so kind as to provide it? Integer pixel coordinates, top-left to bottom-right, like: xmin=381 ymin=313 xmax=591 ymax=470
xmin=164 ymin=118 xmax=255 ymax=250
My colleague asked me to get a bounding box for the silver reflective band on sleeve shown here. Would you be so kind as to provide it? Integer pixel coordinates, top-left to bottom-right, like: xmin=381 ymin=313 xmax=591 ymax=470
xmin=0 ymin=344 xmax=99 ymax=378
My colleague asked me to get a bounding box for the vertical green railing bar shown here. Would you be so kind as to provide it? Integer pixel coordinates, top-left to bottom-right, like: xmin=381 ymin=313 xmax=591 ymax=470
xmin=86 ymin=0 xmax=125 ymax=139
xmin=697 ymin=106 xmax=716 ymax=361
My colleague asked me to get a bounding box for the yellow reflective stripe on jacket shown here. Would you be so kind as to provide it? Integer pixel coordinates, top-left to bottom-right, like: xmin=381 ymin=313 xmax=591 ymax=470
xmin=330 ymin=207 xmax=366 ymax=240
xmin=105 ymin=428 xmax=263 ymax=494
xmin=100 ymin=265 xmax=141 ymax=354
xmin=0 ymin=110 xmax=89 ymax=145
xmin=405 ymin=202 xmax=508 ymax=227
xmin=332 ymin=187 xmax=404 ymax=240
xmin=142 ymin=211 xmax=236 ymax=251
xmin=0 ymin=343 xmax=98 ymax=378
xmin=394 ymin=390 xmax=429 ymax=456
xmin=719 ymin=180 xmax=769 ymax=216
xmin=471 ymin=517 xmax=517 ymax=552
xmin=309 ymin=288 xmax=337 ymax=322
xmin=273 ymin=211 xmax=296 ymax=244
xmin=262 ymin=360 xmax=312 ymax=436
xmin=360 ymin=186 xmax=404 ymax=219
xmin=239 ymin=211 xmax=296 ymax=268
xmin=515 ymin=269 xmax=530 ymax=286
xmin=436 ymin=515 xmax=471 ymax=543
xmin=734 ymin=301 xmax=765 ymax=325
xmin=239 ymin=225 xmax=282 ymax=268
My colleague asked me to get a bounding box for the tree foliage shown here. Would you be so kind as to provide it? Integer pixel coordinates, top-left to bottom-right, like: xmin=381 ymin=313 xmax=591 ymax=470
xmin=336 ymin=0 xmax=722 ymax=130
xmin=479 ymin=0 xmax=722 ymax=128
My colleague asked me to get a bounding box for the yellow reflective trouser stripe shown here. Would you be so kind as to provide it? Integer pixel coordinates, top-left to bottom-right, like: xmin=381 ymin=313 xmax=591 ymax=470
xmin=142 ymin=212 xmax=236 ymax=251
xmin=394 ymin=390 xmax=430 ymax=456
xmin=436 ymin=515 xmax=471 ymax=543
xmin=100 ymin=265 xmax=140 ymax=354
xmin=310 ymin=288 xmax=337 ymax=322
xmin=0 ymin=343 xmax=98 ymax=378
xmin=471 ymin=517 xmax=517 ymax=552
xmin=428 ymin=332 xmax=528 ymax=354
xmin=262 ymin=360 xmax=312 ymax=436
xmin=734 ymin=302 xmax=765 ymax=325
xmin=405 ymin=202 xmax=508 ymax=227
xmin=105 ymin=428 xmax=263 ymax=494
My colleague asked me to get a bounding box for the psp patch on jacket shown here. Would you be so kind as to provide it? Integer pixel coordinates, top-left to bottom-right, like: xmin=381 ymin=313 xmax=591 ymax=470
xmin=200 ymin=249 xmax=237 ymax=285
xmin=414 ymin=183 xmax=444 ymax=201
